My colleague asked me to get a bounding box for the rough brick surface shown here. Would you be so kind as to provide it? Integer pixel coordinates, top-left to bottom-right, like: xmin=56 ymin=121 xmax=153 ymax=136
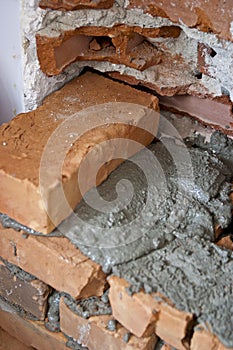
xmin=0 ymin=224 xmax=106 ymax=299
xmin=108 ymin=276 xmax=193 ymax=350
xmin=39 ymin=0 xmax=114 ymax=10
xmin=36 ymin=25 xmax=180 ymax=76
xmin=0 ymin=298 xmax=69 ymax=350
xmin=60 ymin=297 xmax=157 ymax=350
xmin=128 ymin=0 xmax=233 ymax=41
xmin=191 ymin=326 xmax=233 ymax=350
xmin=0 ymin=72 xmax=159 ymax=233
xmin=0 ymin=260 xmax=50 ymax=320
xmin=0 ymin=327 xmax=33 ymax=350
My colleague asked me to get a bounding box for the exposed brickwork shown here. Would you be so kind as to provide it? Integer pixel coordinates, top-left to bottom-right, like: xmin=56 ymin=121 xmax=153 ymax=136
xmin=0 ymin=72 xmax=159 ymax=233
xmin=36 ymin=25 xmax=180 ymax=76
xmin=0 ymin=260 xmax=50 ymax=320
xmin=108 ymin=72 xmax=233 ymax=135
xmin=127 ymin=0 xmax=233 ymax=41
xmin=0 ymin=327 xmax=33 ymax=350
xmin=0 ymin=298 xmax=69 ymax=350
xmin=39 ymin=0 xmax=114 ymax=10
xmin=60 ymin=297 xmax=157 ymax=349
xmin=0 ymin=224 xmax=106 ymax=299
xmin=108 ymin=276 xmax=193 ymax=350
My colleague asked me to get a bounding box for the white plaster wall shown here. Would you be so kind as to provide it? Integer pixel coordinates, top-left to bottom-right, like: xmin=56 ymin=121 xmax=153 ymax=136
xmin=0 ymin=0 xmax=25 ymax=124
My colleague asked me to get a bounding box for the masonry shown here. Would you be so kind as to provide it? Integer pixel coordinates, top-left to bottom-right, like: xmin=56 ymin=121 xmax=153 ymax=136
xmin=0 ymin=1 xmax=233 ymax=350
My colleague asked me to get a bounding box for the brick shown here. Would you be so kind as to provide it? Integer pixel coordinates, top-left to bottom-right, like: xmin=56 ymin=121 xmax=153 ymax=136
xmin=217 ymin=236 xmax=233 ymax=250
xmin=39 ymin=0 xmax=114 ymax=10
xmin=0 ymin=260 xmax=50 ymax=320
xmin=127 ymin=0 xmax=233 ymax=41
xmin=190 ymin=326 xmax=233 ymax=350
xmin=0 ymin=297 xmax=69 ymax=350
xmin=0 ymin=327 xmax=33 ymax=350
xmin=0 ymin=72 xmax=159 ymax=233
xmin=0 ymin=224 xmax=106 ymax=299
xmin=108 ymin=276 xmax=194 ymax=350
xmin=59 ymin=297 xmax=157 ymax=350
xmin=36 ymin=25 xmax=180 ymax=76
xmin=159 ymin=95 xmax=233 ymax=136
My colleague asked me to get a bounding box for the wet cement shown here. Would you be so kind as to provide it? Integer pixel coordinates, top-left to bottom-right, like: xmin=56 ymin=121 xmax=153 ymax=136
xmin=45 ymin=291 xmax=61 ymax=332
xmin=62 ymin=135 xmax=233 ymax=347
xmin=63 ymin=138 xmax=232 ymax=271
xmin=0 ymin=132 xmax=233 ymax=346
xmin=63 ymin=289 xmax=112 ymax=319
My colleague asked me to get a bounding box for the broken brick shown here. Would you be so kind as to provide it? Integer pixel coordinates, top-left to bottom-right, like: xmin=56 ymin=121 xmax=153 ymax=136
xmin=39 ymin=0 xmax=114 ymax=11
xmin=0 ymin=224 xmax=106 ymax=299
xmin=0 ymin=297 xmax=69 ymax=350
xmin=191 ymin=326 xmax=233 ymax=350
xmin=127 ymin=0 xmax=233 ymax=41
xmin=36 ymin=25 xmax=180 ymax=76
xmin=0 ymin=72 xmax=159 ymax=233
xmin=59 ymin=296 xmax=158 ymax=350
xmin=108 ymin=276 xmax=194 ymax=350
xmin=0 ymin=260 xmax=50 ymax=320
xmin=159 ymin=95 xmax=233 ymax=136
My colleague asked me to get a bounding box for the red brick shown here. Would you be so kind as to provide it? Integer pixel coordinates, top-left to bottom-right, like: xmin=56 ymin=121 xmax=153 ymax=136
xmin=0 ymin=327 xmax=33 ymax=350
xmin=191 ymin=326 xmax=233 ymax=350
xmin=39 ymin=0 xmax=114 ymax=10
xmin=0 ymin=224 xmax=106 ymax=299
xmin=36 ymin=25 xmax=180 ymax=76
xmin=0 ymin=260 xmax=50 ymax=320
xmin=0 ymin=298 xmax=69 ymax=350
xmin=0 ymin=72 xmax=159 ymax=233
xmin=159 ymin=95 xmax=233 ymax=136
xmin=108 ymin=276 xmax=194 ymax=350
xmin=59 ymin=297 xmax=158 ymax=350
xmin=128 ymin=0 xmax=233 ymax=41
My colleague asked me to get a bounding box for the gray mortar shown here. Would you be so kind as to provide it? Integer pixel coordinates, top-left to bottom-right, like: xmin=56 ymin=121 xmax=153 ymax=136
xmin=63 ymin=140 xmax=231 ymax=270
xmin=0 ymin=133 xmax=232 ymax=345
xmin=63 ymin=290 xmax=112 ymax=319
xmin=0 ymin=257 xmax=35 ymax=282
xmin=186 ymin=130 xmax=233 ymax=173
xmin=66 ymin=336 xmax=88 ymax=350
xmin=0 ymin=295 xmax=38 ymax=321
xmin=45 ymin=291 xmax=61 ymax=332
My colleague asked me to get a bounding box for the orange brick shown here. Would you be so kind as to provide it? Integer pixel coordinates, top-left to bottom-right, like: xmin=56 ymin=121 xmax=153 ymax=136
xmin=36 ymin=25 xmax=180 ymax=76
xmin=0 ymin=298 xmax=69 ymax=350
xmin=127 ymin=0 xmax=233 ymax=41
xmin=39 ymin=0 xmax=114 ymax=10
xmin=108 ymin=276 xmax=193 ymax=350
xmin=0 ymin=327 xmax=33 ymax=350
xmin=60 ymin=297 xmax=157 ymax=350
xmin=0 ymin=224 xmax=106 ymax=299
xmin=0 ymin=260 xmax=50 ymax=320
xmin=0 ymin=72 xmax=159 ymax=233
xmin=191 ymin=326 xmax=233 ymax=350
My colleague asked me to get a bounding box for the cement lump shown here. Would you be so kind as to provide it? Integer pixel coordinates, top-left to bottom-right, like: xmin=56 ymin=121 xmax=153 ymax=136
xmin=63 ymin=290 xmax=112 ymax=319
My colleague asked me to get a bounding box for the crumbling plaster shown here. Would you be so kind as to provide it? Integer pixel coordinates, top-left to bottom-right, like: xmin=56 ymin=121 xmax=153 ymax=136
xmin=21 ymin=0 xmax=233 ymax=111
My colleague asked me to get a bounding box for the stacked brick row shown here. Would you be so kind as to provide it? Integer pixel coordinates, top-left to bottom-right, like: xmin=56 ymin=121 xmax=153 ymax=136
xmin=0 ymin=71 xmax=232 ymax=349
